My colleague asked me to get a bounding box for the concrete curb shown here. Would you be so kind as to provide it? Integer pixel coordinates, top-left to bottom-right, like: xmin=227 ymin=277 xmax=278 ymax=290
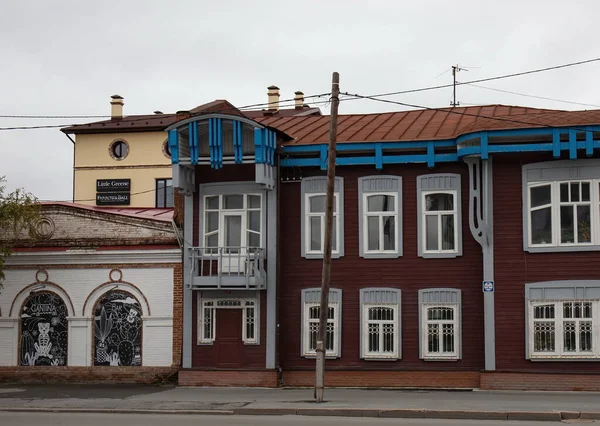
xmin=0 ymin=406 xmax=589 ymax=421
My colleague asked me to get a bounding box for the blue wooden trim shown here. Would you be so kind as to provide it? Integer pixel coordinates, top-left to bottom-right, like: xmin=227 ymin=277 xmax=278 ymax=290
xmin=168 ymin=129 xmax=179 ymax=164
xmin=189 ymin=122 xmax=198 ymax=165
xmin=271 ymin=130 xmax=277 ymax=165
xmin=586 ymin=128 xmax=594 ymax=157
xmin=426 ymin=142 xmax=434 ymax=168
xmin=283 ymin=140 xmax=457 ymax=154
xmin=481 ymin=133 xmax=489 ymax=160
xmin=569 ymin=129 xmax=577 ymax=160
xmin=281 ymin=152 xmax=459 ymax=168
xmin=254 ymin=128 xmax=264 ymax=164
xmin=320 ymin=145 xmax=328 ymax=170
xmin=375 ymin=143 xmax=383 ymax=170
xmin=216 ymin=117 xmax=223 ymax=168
xmin=552 ymin=129 xmax=560 ymax=159
xmin=233 ymin=120 xmax=242 ymax=164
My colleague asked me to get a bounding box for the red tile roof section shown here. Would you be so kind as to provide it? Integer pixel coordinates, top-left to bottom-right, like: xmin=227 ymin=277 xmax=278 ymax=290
xmin=41 ymin=202 xmax=174 ymax=223
xmin=256 ymin=105 xmax=566 ymax=145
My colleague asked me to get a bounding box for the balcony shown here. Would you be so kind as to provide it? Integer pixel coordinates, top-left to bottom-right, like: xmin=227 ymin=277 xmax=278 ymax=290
xmin=189 ymin=247 xmax=266 ymax=290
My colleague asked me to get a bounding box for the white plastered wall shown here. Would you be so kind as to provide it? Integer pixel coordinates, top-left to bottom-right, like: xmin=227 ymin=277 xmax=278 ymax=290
xmin=0 ymin=266 xmax=174 ymax=367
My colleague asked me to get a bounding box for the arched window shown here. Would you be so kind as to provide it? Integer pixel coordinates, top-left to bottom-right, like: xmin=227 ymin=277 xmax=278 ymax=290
xmin=20 ymin=291 xmax=69 ymax=366
xmin=93 ymin=289 xmax=142 ymax=366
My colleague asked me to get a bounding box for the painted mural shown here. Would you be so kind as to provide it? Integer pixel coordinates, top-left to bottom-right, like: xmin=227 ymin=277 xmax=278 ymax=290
xmin=93 ymin=290 xmax=142 ymax=366
xmin=20 ymin=291 xmax=68 ymax=366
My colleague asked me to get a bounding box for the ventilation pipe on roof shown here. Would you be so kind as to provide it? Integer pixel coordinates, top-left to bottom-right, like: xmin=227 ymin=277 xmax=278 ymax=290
xmin=267 ymin=85 xmax=280 ymax=111
xmin=110 ymin=95 xmax=124 ymax=119
xmin=294 ymin=91 xmax=304 ymax=109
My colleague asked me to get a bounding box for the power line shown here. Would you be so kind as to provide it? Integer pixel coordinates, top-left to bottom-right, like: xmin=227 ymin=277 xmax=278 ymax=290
xmin=0 ymin=94 xmax=333 ymax=131
xmin=338 ymin=56 xmax=600 ymax=103
xmin=465 ymin=83 xmax=600 ymax=108
xmin=0 ymin=92 xmax=331 ymax=121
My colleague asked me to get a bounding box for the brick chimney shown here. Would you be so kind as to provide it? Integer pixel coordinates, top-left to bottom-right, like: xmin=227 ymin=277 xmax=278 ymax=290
xmin=267 ymin=85 xmax=280 ymax=111
xmin=110 ymin=95 xmax=124 ymax=119
xmin=294 ymin=91 xmax=304 ymax=109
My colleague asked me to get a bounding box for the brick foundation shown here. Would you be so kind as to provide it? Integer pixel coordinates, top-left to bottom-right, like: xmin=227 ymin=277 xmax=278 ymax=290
xmin=481 ymin=371 xmax=600 ymax=391
xmin=0 ymin=366 xmax=178 ymax=384
xmin=178 ymin=369 xmax=278 ymax=387
xmin=282 ymin=370 xmax=481 ymax=389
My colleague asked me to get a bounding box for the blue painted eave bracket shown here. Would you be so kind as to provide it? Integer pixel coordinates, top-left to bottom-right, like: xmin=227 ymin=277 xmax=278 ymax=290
xmin=168 ymin=129 xmax=179 ymax=164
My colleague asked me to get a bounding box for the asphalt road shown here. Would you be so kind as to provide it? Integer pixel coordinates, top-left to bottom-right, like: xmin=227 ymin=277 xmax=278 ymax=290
xmin=0 ymin=412 xmax=590 ymax=426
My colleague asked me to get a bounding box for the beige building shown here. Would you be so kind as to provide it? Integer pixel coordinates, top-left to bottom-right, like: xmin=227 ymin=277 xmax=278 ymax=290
xmin=62 ymin=95 xmax=177 ymax=208
xmin=62 ymin=90 xmax=320 ymax=208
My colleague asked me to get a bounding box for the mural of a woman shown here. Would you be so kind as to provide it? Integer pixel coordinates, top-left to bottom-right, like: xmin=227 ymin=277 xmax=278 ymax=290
xmin=20 ymin=291 xmax=69 ymax=366
xmin=93 ymin=290 xmax=142 ymax=366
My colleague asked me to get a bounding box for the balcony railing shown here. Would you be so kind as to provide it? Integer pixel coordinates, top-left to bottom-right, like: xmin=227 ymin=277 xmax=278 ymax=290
xmin=189 ymin=246 xmax=266 ymax=290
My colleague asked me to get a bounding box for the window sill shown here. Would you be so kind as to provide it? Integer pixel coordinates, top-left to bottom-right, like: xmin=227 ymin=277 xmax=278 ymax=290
xmin=422 ymin=356 xmax=460 ymax=361
xmin=529 ymin=355 xmax=600 ymax=361
xmin=362 ymin=355 xmax=399 ymax=361
xmin=302 ymin=354 xmax=340 ymax=360
xmin=303 ymin=253 xmax=343 ymax=260
xmin=419 ymin=252 xmax=461 ymax=259
xmin=360 ymin=252 xmax=401 ymax=259
xmin=525 ymin=245 xmax=600 ymax=253
xmin=197 ymin=341 xmax=214 ymax=346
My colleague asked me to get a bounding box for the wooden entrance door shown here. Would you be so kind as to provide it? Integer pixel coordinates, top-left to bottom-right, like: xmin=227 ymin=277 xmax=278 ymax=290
xmin=215 ymin=309 xmax=243 ymax=368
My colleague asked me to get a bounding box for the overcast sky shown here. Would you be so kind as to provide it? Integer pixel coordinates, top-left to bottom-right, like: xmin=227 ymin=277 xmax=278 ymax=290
xmin=1 ymin=0 xmax=599 ymax=201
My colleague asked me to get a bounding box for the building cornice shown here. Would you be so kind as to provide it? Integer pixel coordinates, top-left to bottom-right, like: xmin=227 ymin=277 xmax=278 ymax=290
xmin=4 ymin=249 xmax=182 ymax=266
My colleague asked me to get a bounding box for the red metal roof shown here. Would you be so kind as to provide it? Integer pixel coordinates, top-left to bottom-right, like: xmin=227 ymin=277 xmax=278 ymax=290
xmin=257 ymin=105 xmax=566 ymax=145
xmin=41 ymin=202 xmax=174 ymax=223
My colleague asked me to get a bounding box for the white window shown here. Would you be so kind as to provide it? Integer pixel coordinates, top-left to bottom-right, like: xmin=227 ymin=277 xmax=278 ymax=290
xmin=421 ymin=305 xmax=459 ymax=359
xmin=363 ymin=193 xmax=398 ymax=254
xmin=362 ymin=304 xmax=399 ymax=359
xmin=422 ymin=191 xmax=458 ymax=254
xmin=528 ymin=181 xmax=595 ymax=248
xmin=305 ymin=193 xmax=339 ymax=255
xmin=197 ymin=298 xmax=258 ymax=345
xmin=204 ymin=193 xmax=262 ymax=251
xmin=302 ymin=303 xmax=340 ymax=357
xmin=529 ymin=300 xmax=598 ymax=358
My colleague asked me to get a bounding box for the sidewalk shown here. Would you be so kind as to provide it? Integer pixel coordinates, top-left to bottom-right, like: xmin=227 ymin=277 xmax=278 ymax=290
xmin=2 ymin=384 xmax=600 ymax=421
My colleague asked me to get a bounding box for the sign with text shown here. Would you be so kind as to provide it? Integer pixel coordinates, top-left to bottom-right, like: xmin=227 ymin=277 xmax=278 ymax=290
xmin=96 ymin=179 xmax=131 ymax=193
xmin=96 ymin=193 xmax=131 ymax=206
xmin=482 ymin=281 xmax=494 ymax=292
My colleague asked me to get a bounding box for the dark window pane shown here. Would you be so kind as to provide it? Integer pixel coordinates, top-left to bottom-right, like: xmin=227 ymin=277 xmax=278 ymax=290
xmin=571 ymin=182 xmax=580 ymax=202
xmin=560 ymin=183 xmax=569 ymax=202
xmin=577 ymin=205 xmax=591 ymax=243
xmin=425 ymin=215 xmax=438 ymax=250
xmin=383 ymin=216 xmax=395 ymax=251
xmin=441 ymin=214 xmax=455 ymax=250
xmin=224 ymin=195 xmax=243 ymax=209
xmin=206 ymin=212 xmax=218 ymax=233
xmin=367 ymin=195 xmax=394 ymax=212
xmin=426 ymin=193 xmax=454 ymax=211
xmin=310 ymin=217 xmax=321 ymax=251
xmin=531 ymin=207 xmax=552 ymax=244
xmin=248 ymin=195 xmax=261 ymax=209
xmin=206 ymin=196 xmax=219 ymax=210
xmin=530 ymin=185 xmax=551 ymax=208
xmin=248 ymin=211 xmax=260 ymax=232
xmin=309 ymin=195 xmax=326 ymax=213
xmin=582 ymin=182 xmax=591 ymax=202
xmin=560 ymin=205 xmax=574 ymax=243
xmin=367 ymin=216 xmax=379 ymax=251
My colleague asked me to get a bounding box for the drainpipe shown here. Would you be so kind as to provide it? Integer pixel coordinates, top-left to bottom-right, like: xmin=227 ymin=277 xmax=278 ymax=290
xmin=466 ymin=157 xmax=495 ymax=371
xmin=63 ymin=133 xmax=76 ymax=203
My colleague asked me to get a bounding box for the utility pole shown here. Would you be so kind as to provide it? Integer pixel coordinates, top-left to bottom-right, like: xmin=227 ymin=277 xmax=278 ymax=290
xmin=315 ymin=72 xmax=339 ymax=403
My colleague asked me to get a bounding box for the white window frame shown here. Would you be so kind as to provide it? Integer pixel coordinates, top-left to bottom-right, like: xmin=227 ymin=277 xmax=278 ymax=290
xmin=421 ymin=303 xmax=460 ymax=360
xmin=301 ymin=302 xmax=340 ymax=357
xmin=528 ymin=300 xmax=598 ymax=359
xmin=305 ymin=193 xmax=340 ymax=256
xmin=527 ymin=180 xmax=598 ymax=249
xmin=203 ymin=193 xmax=263 ymax=250
xmin=362 ymin=192 xmax=399 ymax=255
xmin=361 ymin=303 xmax=399 ymax=360
xmin=421 ymin=190 xmax=458 ymax=255
xmin=197 ymin=297 xmax=259 ymax=345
